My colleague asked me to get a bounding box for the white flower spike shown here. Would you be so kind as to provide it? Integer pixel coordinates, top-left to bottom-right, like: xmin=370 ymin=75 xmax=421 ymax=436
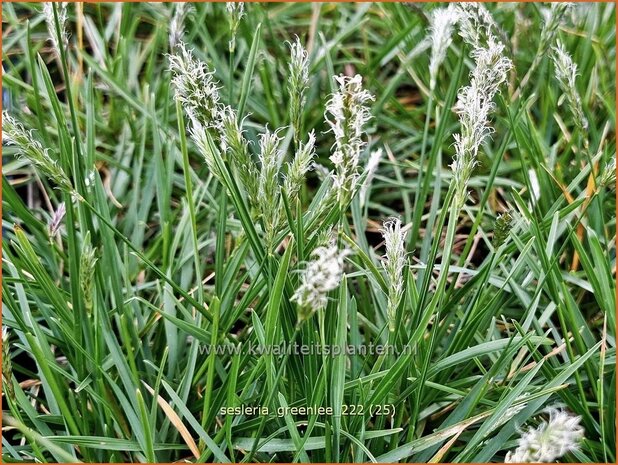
xmin=428 ymin=5 xmax=460 ymax=91
xmin=292 ymin=243 xmax=349 ymax=316
xmin=42 ymin=2 xmax=68 ymax=56
xmin=505 ymin=408 xmax=584 ymax=463
xmin=381 ymin=218 xmax=407 ymax=332
xmin=326 ymin=74 xmax=374 ymax=206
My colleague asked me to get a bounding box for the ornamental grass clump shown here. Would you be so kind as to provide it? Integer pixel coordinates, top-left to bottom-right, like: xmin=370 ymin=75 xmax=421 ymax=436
xmin=1 ymin=3 xmax=614 ymax=463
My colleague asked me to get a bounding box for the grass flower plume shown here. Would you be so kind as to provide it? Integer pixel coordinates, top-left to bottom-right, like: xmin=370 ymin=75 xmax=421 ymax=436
xmin=326 ymin=74 xmax=374 ymax=206
xmin=456 ymin=2 xmax=497 ymax=49
xmin=42 ymin=2 xmax=68 ymax=56
xmin=552 ymin=41 xmax=588 ymax=132
xmin=381 ymin=218 xmax=407 ymax=331
xmin=452 ymin=36 xmax=512 ymax=209
xmin=257 ymin=129 xmax=284 ymax=246
xmin=226 ymin=2 xmax=245 ymax=52
xmin=2 ymin=111 xmax=74 ymax=194
xmin=292 ymin=243 xmax=349 ymax=318
xmin=288 ymin=36 xmax=310 ymax=145
xmin=285 ymin=130 xmax=316 ymax=205
xmin=169 ymin=3 xmax=192 ymax=50
xmin=169 ymin=43 xmax=221 ymax=128
xmin=428 ymin=5 xmax=460 ymax=91
xmin=505 ymin=408 xmax=584 ymax=462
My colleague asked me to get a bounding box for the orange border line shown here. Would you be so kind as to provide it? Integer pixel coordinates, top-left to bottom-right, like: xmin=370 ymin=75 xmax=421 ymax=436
xmin=0 ymin=1 xmax=616 ymax=465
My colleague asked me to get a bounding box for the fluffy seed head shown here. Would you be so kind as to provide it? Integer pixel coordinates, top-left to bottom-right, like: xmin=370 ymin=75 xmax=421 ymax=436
xmin=169 ymin=43 xmax=221 ymax=128
xmin=258 ymin=129 xmax=284 ymax=200
xmin=2 ymin=111 xmax=74 ymax=194
xmin=42 ymin=2 xmax=68 ymax=56
xmin=226 ymin=2 xmax=245 ymax=52
xmin=288 ymin=36 xmax=309 ymax=97
xmin=169 ymin=3 xmax=192 ymax=50
xmin=219 ymin=106 xmax=259 ymax=203
xmin=451 ymin=37 xmax=512 ymax=209
xmin=288 ymin=37 xmax=310 ymax=143
xmin=381 ymin=218 xmax=407 ymax=332
xmin=292 ymin=243 xmax=349 ymax=315
xmin=552 ymin=42 xmax=587 ymax=132
xmin=428 ymin=5 xmax=460 ymax=91
xmin=505 ymin=408 xmax=584 ymax=463
xmin=226 ymin=2 xmax=245 ymax=21
xmin=470 ymin=38 xmax=512 ymax=102
xmin=285 ymin=130 xmax=316 ymax=204
xmin=258 ymin=129 xmax=285 ymax=246
xmin=539 ymin=3 xmax=573 ymax=52
xmin=456 ymin=2 xmax=497 ymax=49
xmin=326 ymin=74 xmax=374 ymax=206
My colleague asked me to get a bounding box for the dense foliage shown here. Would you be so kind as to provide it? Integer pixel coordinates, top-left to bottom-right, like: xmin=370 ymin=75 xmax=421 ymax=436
xmin=2 ymin=2 xmax=616 ymax=463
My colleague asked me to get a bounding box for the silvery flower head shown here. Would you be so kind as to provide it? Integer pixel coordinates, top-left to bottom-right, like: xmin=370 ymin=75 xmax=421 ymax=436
xmin=79 ymin=231 xmax=98 ymax=311
xmin=226 ymin=2 xmax=245 ymax=23
xmin=505 ymin=408 xmax=584 ymax=463
xmin=456 ymin=2 xmax=497 ymax=49
xmin=428 ymin=5 xmax=460 ymax=91
xmin=226 ymin=2 xmax=245 ymax=52
xmin=326 ymin=74 xmax=374 ymax=206
xmin=288 ymin=36 xmax=309 ymax=98
xmin=258 ymin=129 xmax=285 ymax=245
xmin=552 ymin=41 xmax=588 ymax=132
xmin=288 ymin=36 xmax=310 ymax=143
xmin=219 ymin=106 xmax=259 ymax=204
xmin=2 ymin=111 xmax=74 ymax=194
xmin=451 ymin=37 xmax=511 ymax=209
xmin=470 ymin=38 xmax=512 ymax=102
xmin=169 ymin=43 xmax=221 ymax=128
xmin=284 ymin=130 xmax=316 ymax=204
xmin=169 ymin=2 xmax=193 ymax=50
xmin=42 ymin=2 xmax=68 ymax=56
xmin=258 ymin=129 xmax=284 ymax=200
xmin=381 ymin=218 xmax=407 ymax=332
xmin=292 ymin=243 xmax=350 ymax=316
xmin=539 ymin=3 xmax=573 ymax=52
